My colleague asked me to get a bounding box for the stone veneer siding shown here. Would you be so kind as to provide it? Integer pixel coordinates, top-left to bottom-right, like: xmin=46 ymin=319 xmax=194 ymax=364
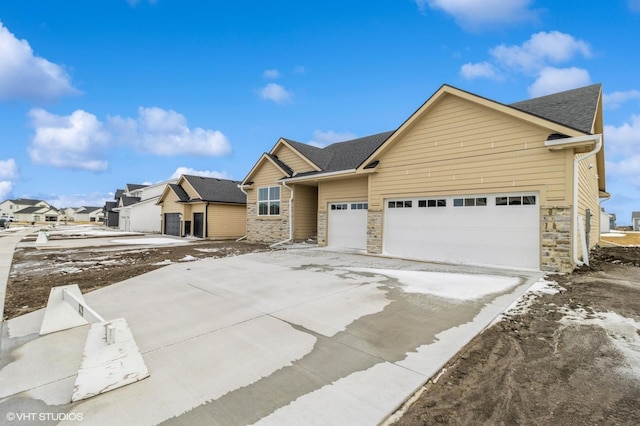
xmin=540 ymin=206 xmax=572 ymax=273
xmin=246 ymin=202 xmax=290 ymax=243
xmin=317 ymin=211 xmax=327 ymax=246
xmin=367 ymin=210 xmax=383 ymax=254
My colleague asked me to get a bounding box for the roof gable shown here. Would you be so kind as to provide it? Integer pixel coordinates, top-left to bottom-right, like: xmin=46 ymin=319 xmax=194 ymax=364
xmin=359 ymin=84 xmax=598 ymax=168
xmin=510 ymin=84 xmax=602 ymax=134
xmin=182 ymin=175 xmax=246 ymax=204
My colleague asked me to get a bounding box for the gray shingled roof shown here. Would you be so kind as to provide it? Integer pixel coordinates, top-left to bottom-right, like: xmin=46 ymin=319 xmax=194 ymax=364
xmin=632 ymin=212 xmax=640 ymax=219
xmin=510 ymin=84 xmax=601 ymax=134
xmin=104 ymin=201 xmax=117 ymax=212
xmin=15 ymin=206 xmax=44 ymax=214
xmin=269 ymin=85 xmax=599 ymax=179
xmin=183 ymin=175 xmax=246 ymax=204
xmin=126 ymin=184 xmax=148 ymax=192
xmin=12 ymin=198 xmax=43 ymax=206
xmin=168 ymin=184 xmax=190 ymax=202
xmin=120 ymin=197 xmax=140 ymax=207
xmin=283 ymin=131 xmax=394 ymax=174
xmin=266 ymin=153 xmax=294 ymax=177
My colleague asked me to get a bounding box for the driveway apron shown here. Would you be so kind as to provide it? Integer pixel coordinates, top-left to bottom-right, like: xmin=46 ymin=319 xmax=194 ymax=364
xmin=0 ymin=248 xmax=543 ymax=425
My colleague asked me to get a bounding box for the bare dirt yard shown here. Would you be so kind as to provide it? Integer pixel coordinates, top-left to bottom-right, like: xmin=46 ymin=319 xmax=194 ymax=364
xmin=392 ymin=245 xmax=640 ymax=425
xmin=3 ymin=229 xmax=640 ymax=425
xmin=3 ymin=236 xmax=268 ymax=320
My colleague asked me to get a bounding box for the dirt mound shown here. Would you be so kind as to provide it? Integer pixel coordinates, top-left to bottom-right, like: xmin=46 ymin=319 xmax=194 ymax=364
xmin=3 ymin=240 xmax=268 ymax=320
xmin=393 ymin=246 xmax=640 ymax=425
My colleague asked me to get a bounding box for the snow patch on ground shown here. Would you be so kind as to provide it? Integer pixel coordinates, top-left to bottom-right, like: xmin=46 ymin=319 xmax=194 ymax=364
xmin=179 ymin=255 xmax=198 ymax=262
xmin=493 ymin=277 xmax=564 ymax=323
xmin=111 ymin=238 xmax=185 ymax=246
xmin=195 ymin=248 xmax=221 ymax=253
xmin=560 ymin=308 xmax=640 ymax=381
xmin=349 ymin=268 xmax=520 ymax=301
xmin=153 ymin=260 xmax=174 ymax=266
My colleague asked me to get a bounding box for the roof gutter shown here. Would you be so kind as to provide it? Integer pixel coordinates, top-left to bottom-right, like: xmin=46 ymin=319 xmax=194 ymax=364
xmin=546 ymin=134 xmax=602 ymax=267
xmin=270 ymin=180 xmax=294 ymax=247
xmin=281 ymin=169 xmax=357 ymax=183
xmin=235 ymin=184 xmax=251 ymax=242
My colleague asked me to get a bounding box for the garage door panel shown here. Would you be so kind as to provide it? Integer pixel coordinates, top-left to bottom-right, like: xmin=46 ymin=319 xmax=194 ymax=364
xmin=164 ymin=213 xmax=181 ymax=237
xmin=383 ymin=194 xmax=539 ymax=269
xmin=328 ymin=203 xmax=367 ymax=250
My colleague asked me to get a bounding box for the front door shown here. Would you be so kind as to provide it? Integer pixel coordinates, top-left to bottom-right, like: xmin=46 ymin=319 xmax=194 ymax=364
xmin=193 ymin=213 xmax=204 ymax=238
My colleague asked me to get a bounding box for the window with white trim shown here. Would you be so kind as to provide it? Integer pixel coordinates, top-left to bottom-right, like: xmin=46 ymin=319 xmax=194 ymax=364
xmin=258 ymin=186 xmax=280 ymax=215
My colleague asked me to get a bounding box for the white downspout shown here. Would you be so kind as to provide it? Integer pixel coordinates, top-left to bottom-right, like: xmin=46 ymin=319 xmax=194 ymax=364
xmin=236 ymin=184 xmax=249 ymax=242
xmin=571 ymin=134 xmax=602 ymax=267
xmin=270 ymin=181 xmax=294 ymax=248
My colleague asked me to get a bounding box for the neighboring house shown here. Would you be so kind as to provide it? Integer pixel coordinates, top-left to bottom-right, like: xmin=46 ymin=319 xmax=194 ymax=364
xmin=609 ymin=213 xmax=617 ymax=230
xmin=103 ymin=201 xmax=120 ymax=228
xmin=633 ymin=212 xmax=640 ymax=231
xmin=74 ymin=206 xmax=104 ymax=222
xmin=240 ymin=83 xmax=607 ymax=273
xmin=114 ymin=181 xmax=176 ymax=233
xmin=600 ymin=209 xmax=612 ymax=233
xmin=58 ymin=207 xmax=78 ymax=222
xmin=157 ymin=174 xmax=246 ymax=239
xmin=15 ymin=205 xmax=59 ymax=222
xmin=1 ymin=198 xmax=58 ymax=222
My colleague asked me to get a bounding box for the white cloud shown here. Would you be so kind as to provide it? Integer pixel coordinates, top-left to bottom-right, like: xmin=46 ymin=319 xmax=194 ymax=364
xmin=263 ymin=69 xmax=280 ymax=79
xmin=527 ymin=67 xmax=591 ymax=97
xmin=259 ymin=83 xmax=293 ymax=104
xmin=460 ymin=31 xmax=593 ymax=94
xmin=460 ymin=62 xmax=501 ymax=80
xmin=0 ymin=158 xmax=18 ymax=180
xmin=42 ymin=191 xmax=112 ymax=209
xmin=109 ymin=107 xmax=232 ymax=156
xmin=417 ymin=0 xmax=537 ymax=30
xmin=0 ymin=181 xmax=12 ymax=200
xmin=28 ymin=108 xmax=110 ymax=171
xmin=0 ymin=22 xmax=79 ymax=102
xmin=308 ymin=130 xmax=357 ymax=148
xmin=294 ymin=65 xmax=306 ymax=74
xmin=604 ymin=90 xmax=640 ymax=110
xmin=127 ymin=0 xmax=158 ymax=6
xmin=0 ymin=158 xmax=18 ymax=200
xmin=604 ymin=114 xmax=640 ymax=156
xmin=490 ymin=31 xmax=591 ymax=73
xmin=603 ymin=115 xmax=640 ymax=224
xmin=169 ymin=167 xmax=232 ymax=180
xmin=630 ymin=0 xmax=640 ymax=12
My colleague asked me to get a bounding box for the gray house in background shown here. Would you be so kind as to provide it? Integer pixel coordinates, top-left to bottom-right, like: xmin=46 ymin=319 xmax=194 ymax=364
xmin=633 ymin=212 xmax=640 ymax=231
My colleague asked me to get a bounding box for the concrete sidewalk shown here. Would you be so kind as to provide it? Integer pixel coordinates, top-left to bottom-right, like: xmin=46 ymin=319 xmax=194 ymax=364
xmin=0 ymin=248 xmax=543 ymax=425
xmin=0 ymin=228 xmax=35 ymax=319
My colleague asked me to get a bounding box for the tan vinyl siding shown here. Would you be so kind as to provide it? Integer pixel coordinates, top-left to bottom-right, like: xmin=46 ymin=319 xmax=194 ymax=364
xmin=208 ymin=204 xmax=246 ymax=238
xmin=293 ymin=184 xmax=318 ymax=240
xmin=181 ymin=180 xmax=200 ymax=199
xmin=160 ymin=190 xmax=183 ymax=214
xmin=576 ymin=157 xmax=601 ymax=254
xmin=369 ymin=94 xmax=569 ymax=209
xmin=246 ymin=161 xmax=291 ymax=205
xmin=273 ymin=145 xmax=317 ymax=173
xmin=318 ymin=177 xmax=368 ymax=211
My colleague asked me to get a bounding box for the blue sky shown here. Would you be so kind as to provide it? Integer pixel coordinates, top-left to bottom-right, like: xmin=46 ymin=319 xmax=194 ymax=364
xmin=0 ymin=0 xmax=639 ymax=224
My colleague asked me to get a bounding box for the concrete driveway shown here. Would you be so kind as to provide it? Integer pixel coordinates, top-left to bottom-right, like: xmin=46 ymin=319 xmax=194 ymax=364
xmin=0 ymin=248 xmax=543 ymax=425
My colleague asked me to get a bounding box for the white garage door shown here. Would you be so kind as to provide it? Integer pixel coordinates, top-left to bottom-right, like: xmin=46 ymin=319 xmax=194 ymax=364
xmin=328 ymin=202 xmax=368 ymax=250
xmin=383 ymin=193 xmax=540 ymax=269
